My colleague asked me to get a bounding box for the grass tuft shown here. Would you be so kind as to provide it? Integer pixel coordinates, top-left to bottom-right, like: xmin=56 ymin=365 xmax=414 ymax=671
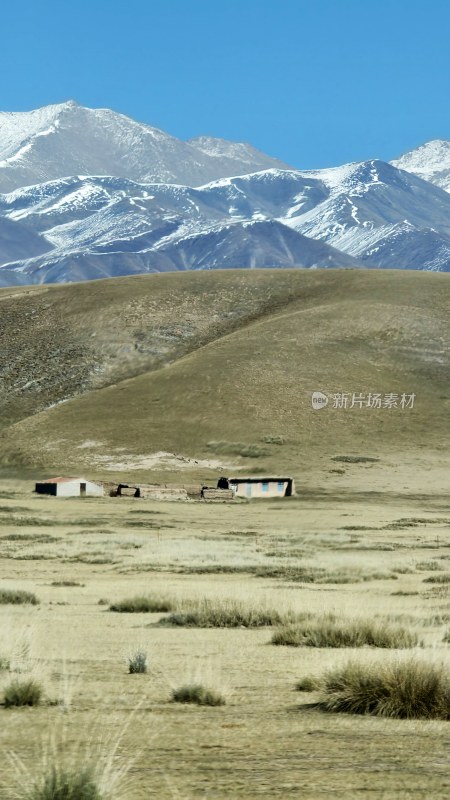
xmin=295 ymin=676 xmax=321 ymax=692
xmin=272 ymin=618 xmax=418 ymax=648
xmin=4 ymin=678 xmax=42 ymax=708
xmin=160 ymin=598 xmax=287 ymax=628
xmin=317 ymin=659 xmax=450 ymax=719
xmin=51 ymin=581 xmax=85 ymax=587
xmin=128 ymin=649 xmax=148 ymax=674
xmin=171 ymin=683 xmax=225 ymax=706
xmin=109 ymin=595 xmax=174 ymax=613
xmin=22 ymin=766 xmax=102 ymax=800
xmin=0 ymin=589 xmax=39 ymax=605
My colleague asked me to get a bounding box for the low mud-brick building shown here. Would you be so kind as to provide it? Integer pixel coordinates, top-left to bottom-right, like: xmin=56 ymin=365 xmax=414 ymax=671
xmin=217 ymin=476 xmax=294 ymax=499
xmin=35 ymin=477 xmax=104 ymax=497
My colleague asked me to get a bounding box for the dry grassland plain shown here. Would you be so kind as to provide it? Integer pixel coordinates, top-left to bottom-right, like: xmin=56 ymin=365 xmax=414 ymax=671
xmin=0 ymin=269 xmax=449 ymax=798
xmin=0 ymin=476 xmax=450 ymax=799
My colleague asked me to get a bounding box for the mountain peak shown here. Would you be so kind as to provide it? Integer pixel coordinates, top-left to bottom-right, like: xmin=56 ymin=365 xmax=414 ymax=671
xmin=391 ymin=139 xmax=450 ymax=192
xmin=0 ymin=101 xmax=291 ymax=193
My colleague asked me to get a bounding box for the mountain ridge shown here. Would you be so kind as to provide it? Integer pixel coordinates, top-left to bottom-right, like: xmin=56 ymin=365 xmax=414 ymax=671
xmin=0 ymin=101 xmax=449 ymax=285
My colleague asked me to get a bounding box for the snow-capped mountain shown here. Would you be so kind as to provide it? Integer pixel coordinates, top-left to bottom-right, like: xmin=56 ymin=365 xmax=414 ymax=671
xmin=0 ymin=101 xmax=449 ymax=285
xmin=0 ymin=101 xmax=290 ymax=193
xmin=391 ymin=140 xmax=450 ymax=193
xmin=281 ymin=159 xmax=450 ymax=268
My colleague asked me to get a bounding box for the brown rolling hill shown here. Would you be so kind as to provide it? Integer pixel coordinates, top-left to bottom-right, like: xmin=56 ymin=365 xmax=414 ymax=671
xmin=0 ymin=269 xmax=449 ymax=490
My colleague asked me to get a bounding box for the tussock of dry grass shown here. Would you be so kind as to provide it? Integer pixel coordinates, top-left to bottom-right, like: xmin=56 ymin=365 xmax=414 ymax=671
xmin=179 ymin=564 xmax=255 ymax=575
xmin=0 ymin=589 xmax=39 ymax=605
xmin=171 ymin=684 xmax=225 ymax=706
xmin=51 ymin=581 xmax=85 ymax=587
xmin=0 ymin=533 xmax=58 ymax=543
xmin=127 ymin=649 xmax=148 ymax=674
xmin=316 ymin=659 xmax=450 ymax=719
xmin=296 ymin=676 xmax=321 ymax=692
xmin=109 ymin=595 xmax=175 ymax=613
xmin=423 ymin=574 xmax=450 ymax=584
xmin=160 ymin=597 xmax=290 ymax=628
xmin=4 ymin=679 xmax=42 ymax=708
xmin=415 ymin=560 xmax=443 ymax=572
xmin=254 ymin=566 xmax=397 ymax=584
xmin=272 ymin=618 xmax=418 ymax=648
xmin=21 ymin=766 xmax=102 ymax=800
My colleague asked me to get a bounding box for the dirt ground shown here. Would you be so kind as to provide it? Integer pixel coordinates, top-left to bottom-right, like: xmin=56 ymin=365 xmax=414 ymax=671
xmin=0 ymin=474 xmax=450 ymax=799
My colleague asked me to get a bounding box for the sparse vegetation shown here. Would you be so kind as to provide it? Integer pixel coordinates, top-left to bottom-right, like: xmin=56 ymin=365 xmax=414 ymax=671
xmin=254 ymin=565 xmax=397 ymax=584
xmin=51 ymin=580 xmax=85 ymax=587
xmin=261 ymin=436 xmax=285 ymax=445
xmin=331 ymin=456 xmax=379 ymax=464
xmin=171 ymin=684 xmax=225 ymax=706
xmin=272 ymin=618 xmax=418 ymax=648
xmin=0 ymin=589 xmax=39 ymax=605
xmin=160 ymin=598 xmax=288 ymax=628
xmin=206 ymin=441 xmax=270 ymax=458
xmin=4 ymin=679 xmax=42 ymax=708
xmin=296 ymin=676 xmax=321 ymax=692
xmin=415 ymin=560 xmax=443 ymax=571
xmin=423 ymin=574 xmax=450 ymax=584
xmin=316 ymin=659 xmax=450 ymax=719
xmin=0 ymin=532 xmax=58 ymax=542
xmin=21 ymin=766 xmax=102 ymax=800
xmin=109 ymin=595 xmax=175 ymax=613
xmin=128 ymin=649 xmax=148 ymax=674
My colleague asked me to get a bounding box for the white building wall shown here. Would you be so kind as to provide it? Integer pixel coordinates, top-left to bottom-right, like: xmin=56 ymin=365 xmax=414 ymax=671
xmin=56 ymin=479 xmax=104 ymax=497
xmin=232 ymin=480 xmax=289 ymax=498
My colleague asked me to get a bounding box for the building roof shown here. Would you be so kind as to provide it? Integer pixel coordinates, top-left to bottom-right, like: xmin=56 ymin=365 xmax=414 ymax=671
xmin=221 ymin=476 xmax=293 ymax=482
xmin=37 ymin=476 xmax=89 ymax=484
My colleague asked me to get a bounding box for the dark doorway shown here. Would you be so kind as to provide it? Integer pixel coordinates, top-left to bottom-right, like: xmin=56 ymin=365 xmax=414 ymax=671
xmin=80 ymin=483 xmax=86 ymax=497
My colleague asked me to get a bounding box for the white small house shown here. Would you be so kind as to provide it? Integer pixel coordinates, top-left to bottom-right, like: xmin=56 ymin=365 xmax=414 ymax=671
xmin=35 ymin=477 xmax=104 ymax=497
xmin=217 ymin=476 xmax=295 ymax=499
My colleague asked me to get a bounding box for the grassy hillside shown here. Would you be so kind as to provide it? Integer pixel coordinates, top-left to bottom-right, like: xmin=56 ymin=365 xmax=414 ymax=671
xmin=0 ymin=269 xmax=448 ymax=485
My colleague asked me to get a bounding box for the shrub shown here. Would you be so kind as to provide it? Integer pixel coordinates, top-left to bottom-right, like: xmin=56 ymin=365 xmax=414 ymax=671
xmin=160 ymin=598 xmax=286 ymax=628
xmin=271 ymin=618 xmax=418 ymax=648
xmin=4 ymin=679 xmax=42 ymax=708
xmin=23 ymin=766 xmax=101 ymax=800
xmin=423 ymin=574 xmax=450 ymax=584
xmin=128 ymin=649 xmax=148 ymax=674
xmin=171 ymin=684 xmax=225 ymax=706
xmin=317 ymin=659 xmax=450 ymax=719
xmin=0 ymin=589 xmax=39 ymax=605
xmin=109 ymin=595 xmax=174 ymax=613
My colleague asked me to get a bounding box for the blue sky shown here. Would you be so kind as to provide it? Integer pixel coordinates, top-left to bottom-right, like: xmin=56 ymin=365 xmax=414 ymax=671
xmin=2 ymin=0 xmax=449 ymax=169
